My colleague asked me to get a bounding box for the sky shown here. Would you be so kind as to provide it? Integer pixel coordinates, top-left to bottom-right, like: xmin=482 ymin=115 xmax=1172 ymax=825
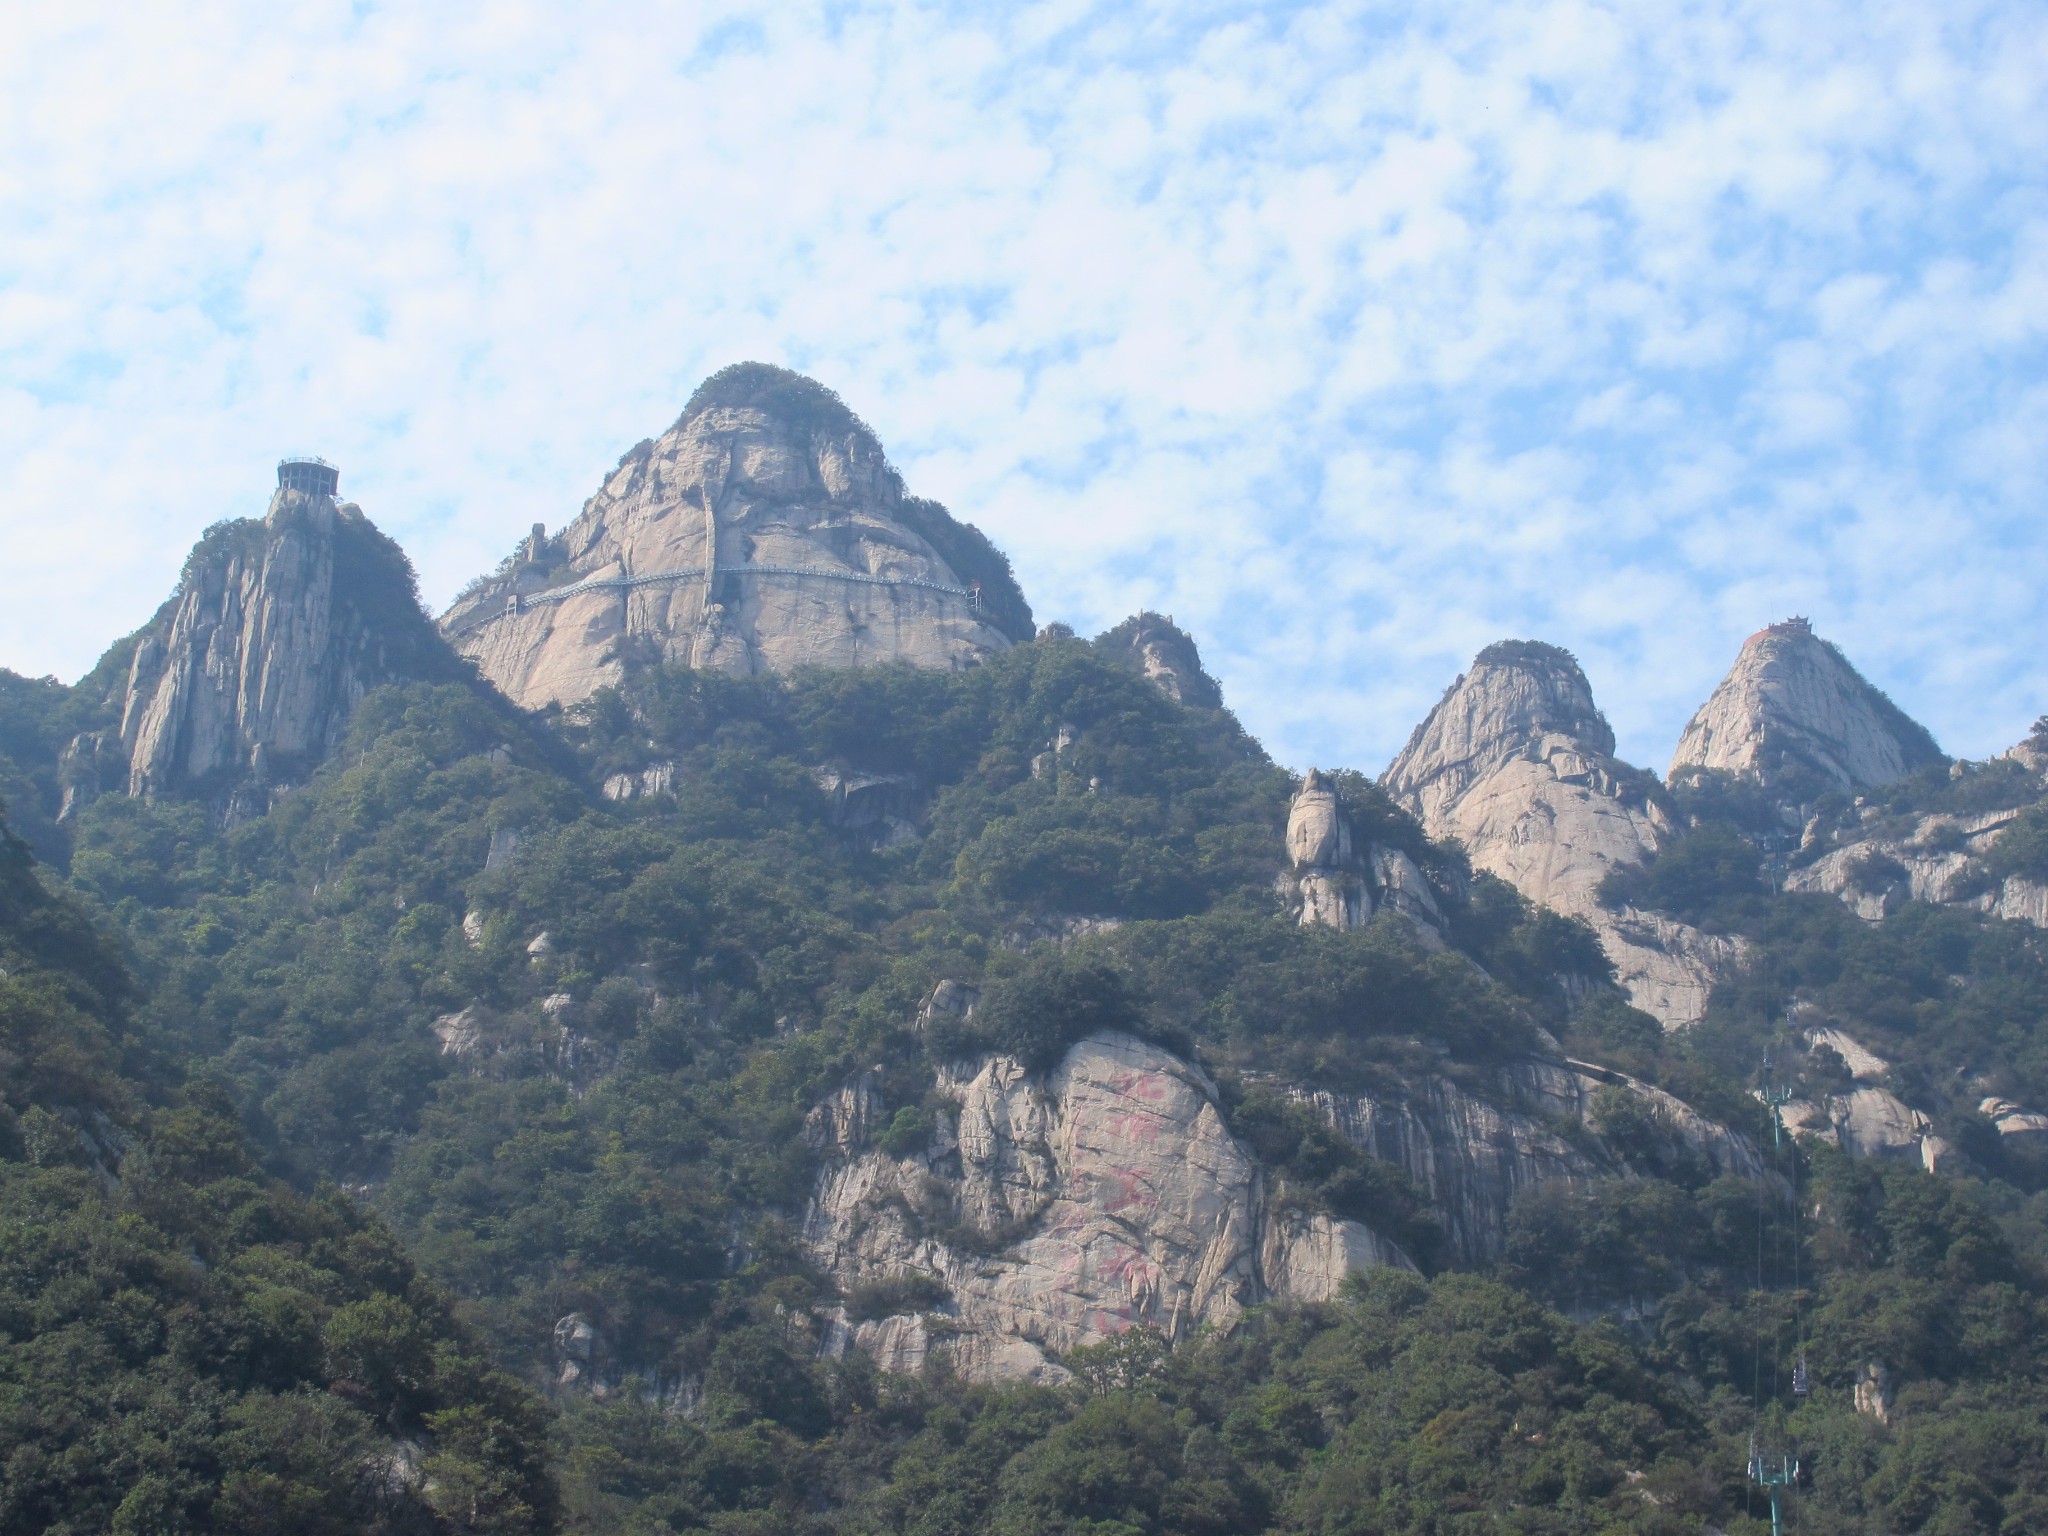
xmin=3 ymin=0 xmax=2045 ymax=775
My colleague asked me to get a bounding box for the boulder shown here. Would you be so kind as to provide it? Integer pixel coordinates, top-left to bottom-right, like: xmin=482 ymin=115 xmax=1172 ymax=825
xmin=1805 ymin=1025 xmax=1890 ymax=1082
xmin=431 ymin=1006 xmax=486 ymax=1059
xmin=1979 ymin=1097 xmax=2048 ymax=1139
xmin=1854 ymin=1361 xmax=1893 ymax=1424
xmin=1832 ymin=1086 xmax=1929 ymax=1160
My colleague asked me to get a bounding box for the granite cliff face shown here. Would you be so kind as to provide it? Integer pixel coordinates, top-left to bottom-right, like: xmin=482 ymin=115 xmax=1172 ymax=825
xmin=803 ymin=1032 xmax=1410 ymax=1383
xmin=112 ymin=469 xmax=457 ymax=807
xmin=1384 ymin=642 xmax=1733 ymax=1028
xmin=1670 ymin=618 xmax=1944 ymax=794
xmin=802 ymin=1027 xmax=1764 ymax=1380
xmin=1281 ymin=770 xmax=1445 ymax=941
xmin=1783 ymin=804 xmax=2048 ymax=927
xmin=442 ymin=364 xmax=1030 ymax=709
xmin=1297 ymin=1056 xmax=1764 ymax=1265
xmin=1095 ymin=612 xmax=1223 ymax=709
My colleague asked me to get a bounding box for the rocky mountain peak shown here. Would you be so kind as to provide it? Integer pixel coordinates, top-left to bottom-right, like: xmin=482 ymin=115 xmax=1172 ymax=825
xmin=1669 ymin=617 xmax=1943 ymax=793
xmin=1384 ymin=642 xmax=1729 ymax=1029
xmin=1384 ymin=640 xmax=1617 ymax=829
xmin=112 ymin=464 xmax=458 ymax=808
xmin=1095 ymin=611 xmax=1222 ymax=708
xmin=441 ymin=362 xmax=1032 ymax=709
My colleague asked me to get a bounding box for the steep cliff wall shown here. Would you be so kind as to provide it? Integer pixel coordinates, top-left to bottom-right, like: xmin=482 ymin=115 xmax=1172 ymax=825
xmin=1670 ymin=618 xmax=1944 ymax=794
xmin=1280 ymin=770 xmax=1445 ymax=941
xmin=1299 ymin=1057 xmax=1764 ymax=1265
xmin=442 ymin=364 xmax=1029 ymax=709
xmin=115 ymin=481 xmax=458 ymax=806
xmin=802 ymin=1029 xmax=1763 ymax=1381
xmin=803 ymin=1032 xmax=1411 ymax=1383
xmin=1384 ymin=641 xmax=1735 ymax=1028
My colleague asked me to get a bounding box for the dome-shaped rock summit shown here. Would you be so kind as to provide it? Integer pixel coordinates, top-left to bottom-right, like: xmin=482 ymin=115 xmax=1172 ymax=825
xmin=442 ymin=363 xmax=1032 ymax=709
xmin=1385 ymin=641 xmax=1656 ymax=917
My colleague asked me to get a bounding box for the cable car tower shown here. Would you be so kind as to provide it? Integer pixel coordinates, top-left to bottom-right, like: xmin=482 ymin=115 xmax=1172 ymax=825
xmin=1748 ymin=1438 xmax=1800 ymax=1536
xmin=1748 ymin=1041 xmax=1810 ymax=1533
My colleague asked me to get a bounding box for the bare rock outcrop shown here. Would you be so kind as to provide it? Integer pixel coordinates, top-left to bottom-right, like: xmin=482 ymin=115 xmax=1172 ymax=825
xmin=1781 ymin=1023 xmax=1954 ymax=1169
xmin=1298 ymin=1058 xmax=1764 ymax=1265
xmin=441 ymin=364 xmax=1030 ymax=709
xmin=804 ymin=1027 xmax=1764 ymax=1380
xmin=1383 ymin=641 xmax=1732 ymax=1028
xmin=803 ymin=1032 xmax=1411 ymax=1383
xmin=116 ymin=463 xmax=458 ymax=805
xmin=1670 ymin=618 xmax=1943 ymax=794
xmin=1980 ymin=1096 xmax=2048 ymax=1140
xmin=1788 ymin=806 xmax=2010 ymax=911
xmin=1780 ymin=801 xmax=2048 ymax=929
xmin=1279 ymin=770 xmax=1445 ymax=943
xmin=1094 ymin=613 xmax=1223 ymax=708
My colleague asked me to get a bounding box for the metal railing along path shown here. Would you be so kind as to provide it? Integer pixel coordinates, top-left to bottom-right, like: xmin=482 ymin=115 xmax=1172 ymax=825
xmin=449 ymin=562 xmax=981 ymax=635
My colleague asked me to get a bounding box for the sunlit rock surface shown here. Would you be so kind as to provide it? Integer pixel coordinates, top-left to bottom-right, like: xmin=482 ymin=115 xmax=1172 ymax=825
xmin=804 ymin=1033 xmax=1411 ymax=1382
xmin=1670 ymin=617 xmax=1944 ymax=793
xmin=803 ymin=1029 xmax=1761 ymax=1380
xmin=1384 ymin=641 xmax=1733 ymax=1028
xmin=442 ymin=364 xmax=1028 ymax=708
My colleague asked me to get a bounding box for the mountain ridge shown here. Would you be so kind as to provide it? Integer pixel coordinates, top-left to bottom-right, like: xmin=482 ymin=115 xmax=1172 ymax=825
xmin=7 ymin=373 xmax=2048 ymax=1534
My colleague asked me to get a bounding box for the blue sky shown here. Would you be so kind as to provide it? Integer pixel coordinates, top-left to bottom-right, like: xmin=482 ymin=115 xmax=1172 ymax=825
xmin=3 ymin=0 xmax=2044 ymax=774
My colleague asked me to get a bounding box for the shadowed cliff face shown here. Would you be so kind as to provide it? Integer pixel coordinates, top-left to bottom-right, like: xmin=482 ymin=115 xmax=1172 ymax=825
xmin=1384 ymin=642 xmax=1734 ymax=1029
xmin=441 ymin=364 xmax=1029 ymax=710
xmin=114 ymin=486 xmax=458 ymax=807
xmin=1670 ymin=618 xmax=1945 ymax=794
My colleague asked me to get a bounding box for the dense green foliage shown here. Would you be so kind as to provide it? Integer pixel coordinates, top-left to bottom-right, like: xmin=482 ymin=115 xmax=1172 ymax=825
xmin=11 ymin=586 xmax=2048 ymax=1533
xmin=1551 ymin=743 xmax=2048 ymax=1531
xmin=0 ymin=811 xmax=556 ymax=1533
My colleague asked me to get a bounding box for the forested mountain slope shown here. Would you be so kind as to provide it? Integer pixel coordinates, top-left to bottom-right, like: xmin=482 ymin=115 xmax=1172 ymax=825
xmin=0 ymin=808 xmax=554 ymax=1534
xmin=4 ymin=374 xmax=2048 ymax=1531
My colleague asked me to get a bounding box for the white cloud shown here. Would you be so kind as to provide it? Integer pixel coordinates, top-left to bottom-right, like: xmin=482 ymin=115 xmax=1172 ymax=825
xmin=1 ymin=0 xmax=2044 ymax=773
